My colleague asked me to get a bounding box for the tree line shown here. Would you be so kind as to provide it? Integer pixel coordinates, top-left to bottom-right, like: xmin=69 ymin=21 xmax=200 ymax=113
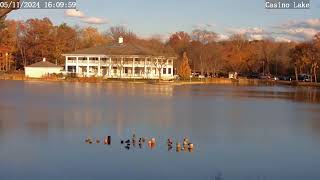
xmin=0 ymin=17 xmax=320 ymax=81
xmin=169 ymin=31 xmax=320 ymax=82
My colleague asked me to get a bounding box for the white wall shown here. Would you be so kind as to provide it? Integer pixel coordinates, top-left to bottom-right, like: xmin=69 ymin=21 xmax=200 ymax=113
xmin=65 ymin=55 xmax=175 ymax=79
xmin=25 ymin=67 xmax=63 ymax=78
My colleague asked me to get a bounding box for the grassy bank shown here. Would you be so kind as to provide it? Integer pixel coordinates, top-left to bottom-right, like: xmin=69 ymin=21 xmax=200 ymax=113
xmin=0 ymin=73 xmax=320 ymax=87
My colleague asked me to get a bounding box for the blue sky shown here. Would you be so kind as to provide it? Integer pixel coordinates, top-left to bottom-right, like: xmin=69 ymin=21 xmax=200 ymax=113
xmin=8 ymin=0 xmax=320 ymax=41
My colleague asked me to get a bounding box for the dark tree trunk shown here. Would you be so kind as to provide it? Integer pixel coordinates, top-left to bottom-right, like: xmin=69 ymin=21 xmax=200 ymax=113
xmin=314 ymin=66 xmax=318 ymax=83
xmin=295 ymin=66 xmax=298 ymax=82
xmin=310 ymin=67 xmax=313 ymax=83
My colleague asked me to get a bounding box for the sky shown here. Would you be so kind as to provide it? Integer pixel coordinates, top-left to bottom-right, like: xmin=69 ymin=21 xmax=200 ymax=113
xmin=7 ymin=0 xmax=320 ymax=41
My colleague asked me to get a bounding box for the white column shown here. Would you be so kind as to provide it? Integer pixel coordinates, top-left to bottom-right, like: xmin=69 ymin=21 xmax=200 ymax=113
xmin=144 ymin=57 xmax=147 ymax=78
xmin=156 ymin=58 xmax=158 ymax=76
xmin=98 ymin=57 xmax=101 ymax=77
xmin=87 ymin=57 xmax=89 ymax=77
xmin=160 ymin=58 xmax=163 ymax=77
xmin=132 ymin=57 xmax=135 ymax=77
xmin=108 ymin=57 xmax=112 ymax=77
xmin=65 ymin=56 xmax=68 ymax=73
xmin=76 ymin=56 xmax=79 ymax=73
xmin=170 ymin=58 xmax=173 ymax=76
xmin=121 ymin=57 xmax=124 ymax=78
xmin=165 ymin=59 xmax=168 ymax=76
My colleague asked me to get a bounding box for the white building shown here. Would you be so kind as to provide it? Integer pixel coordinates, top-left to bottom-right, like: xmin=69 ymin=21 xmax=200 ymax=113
xmin=63 ymin=37 xmax=176 ymax=80
xmin=25 ymin=58 xmax=63 ymax=78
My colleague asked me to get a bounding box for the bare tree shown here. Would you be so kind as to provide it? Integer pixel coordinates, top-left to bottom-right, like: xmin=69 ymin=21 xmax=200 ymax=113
xmin=313 ymin=33 xmax=320 ymax=82
xmin=191 ymin=29 xmax=217 ymax=44
xmin=152 ymin=57 xmax=168 ymax=81
xmin=106 ymin=26 xmax=137 ymax=43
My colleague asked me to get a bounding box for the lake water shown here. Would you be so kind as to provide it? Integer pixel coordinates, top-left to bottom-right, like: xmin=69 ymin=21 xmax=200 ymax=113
xmin=0 ymin=80 xmax=320 ymax=180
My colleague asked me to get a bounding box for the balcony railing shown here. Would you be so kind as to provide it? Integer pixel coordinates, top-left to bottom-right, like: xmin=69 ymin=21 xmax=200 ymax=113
xmin=67 ymin=59 xmax=173 ymax=67
xmin=78 ymin=60 xmax=87 ymax=64
xmin=67 ymin=60 xmax=76 ymax=63
xmin=89 ymin=60 xmax=99 ymax=64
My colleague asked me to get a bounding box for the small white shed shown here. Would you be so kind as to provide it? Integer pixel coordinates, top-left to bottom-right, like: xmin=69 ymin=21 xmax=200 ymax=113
xmin=25 ymin=58 xmax=62 ymax=78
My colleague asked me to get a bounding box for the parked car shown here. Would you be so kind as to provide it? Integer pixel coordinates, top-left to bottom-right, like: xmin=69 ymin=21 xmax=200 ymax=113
xmin=298 ymin=74 xmax=312 ymax=82
xmin=217 ymin=72 xmax=228 ymax=78
xmin=279 ymin=75 xmax=292 ymax=81
xmin=272 ymin=76 xmax=279 ymax=81
xmin=198 ymin=75 xmax=205 ymax=79
xmin=228 ymin=72 xmax=238 ymax=79
xmin=191 ymin=73 xmax=200 ymax=78
xmin=247 ymin=72 xmax=260 ymax=79
xmin=259 ymin=74 xmax=273 ymax=80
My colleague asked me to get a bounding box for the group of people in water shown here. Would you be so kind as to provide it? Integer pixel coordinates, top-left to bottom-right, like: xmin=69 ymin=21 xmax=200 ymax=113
xmin=85 ymin=134 xmax=194 ymax=152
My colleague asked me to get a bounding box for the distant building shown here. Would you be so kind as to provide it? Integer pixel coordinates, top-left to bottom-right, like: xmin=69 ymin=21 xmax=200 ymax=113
xmin=63 ymin=37 xmax=176 ymax=80
xmin=25 ymin=58 xmax=63 ymax=78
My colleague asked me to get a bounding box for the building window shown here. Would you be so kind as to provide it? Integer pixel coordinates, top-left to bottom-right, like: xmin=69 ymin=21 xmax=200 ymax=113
xmin=136 ymin=58 xmax=144 ymax=65
xmin=134 ymin=67 xmax=140 ymax=74
xmin=68 ymin=57 xmax=76 ymax=60
xmin=78 ymin=57 xmax=87 ymax=60
xmin=81 ymin=66 xmax=87 ymax=73
xmin=123 ymin=59 xmax=130 ymax=64
xmin=89 ymin=57 xmax=98 ymax=63
xmin=67 ymin=66 xmax=76 ymax=72
xmin=163 ymin=68 xmax=167 ymax=74
xmin=168 ymin=68 xmax=172 ymax=74
xmin=90 ymin=66 xmax=98 ymax=73
xmin=113 ymin=67 xmax=117 ymax=74
xmin=124 ymin=67 xmax=129 ymax=74
xmin=101 ymin=58 xmax=107 ymax=64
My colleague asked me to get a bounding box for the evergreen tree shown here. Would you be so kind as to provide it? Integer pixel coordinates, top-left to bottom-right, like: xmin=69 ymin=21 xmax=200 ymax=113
xmin=178 ymin=52 xmax=192 ymax=79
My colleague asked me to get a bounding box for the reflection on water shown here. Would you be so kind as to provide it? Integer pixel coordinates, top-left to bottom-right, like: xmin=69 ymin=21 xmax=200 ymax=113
xmin=183 ymin=85 xmax=320 ymax=104
xmin=0 ymin=80 xmax=320 ymax=180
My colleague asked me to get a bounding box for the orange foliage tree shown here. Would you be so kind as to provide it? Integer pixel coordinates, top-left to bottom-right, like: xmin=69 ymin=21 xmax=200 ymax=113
xmin=178 ymin=52 xmax=191 ymax=79
xmin=0 ymin=19 xmax=17 ymax=71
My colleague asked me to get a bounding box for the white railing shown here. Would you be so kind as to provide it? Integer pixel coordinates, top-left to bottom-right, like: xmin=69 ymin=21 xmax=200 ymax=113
xmin=67 ymin=60 xmax=76 ymax=63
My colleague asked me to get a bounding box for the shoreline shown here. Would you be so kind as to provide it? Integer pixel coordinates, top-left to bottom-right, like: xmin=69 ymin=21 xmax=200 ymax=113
xmin=0 ymin=74 xmax=319 ymax=87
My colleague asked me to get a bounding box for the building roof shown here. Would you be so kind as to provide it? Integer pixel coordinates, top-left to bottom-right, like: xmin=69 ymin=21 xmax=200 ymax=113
xmin=64 ymin=42 xmax=176 ymax=57
xmin=27 ymin=60 xmax=61 ymax=68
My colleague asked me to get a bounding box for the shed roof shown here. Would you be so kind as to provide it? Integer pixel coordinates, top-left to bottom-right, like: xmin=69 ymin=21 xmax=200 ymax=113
xmin=27 ymin=61 xmax=61 ymax=68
